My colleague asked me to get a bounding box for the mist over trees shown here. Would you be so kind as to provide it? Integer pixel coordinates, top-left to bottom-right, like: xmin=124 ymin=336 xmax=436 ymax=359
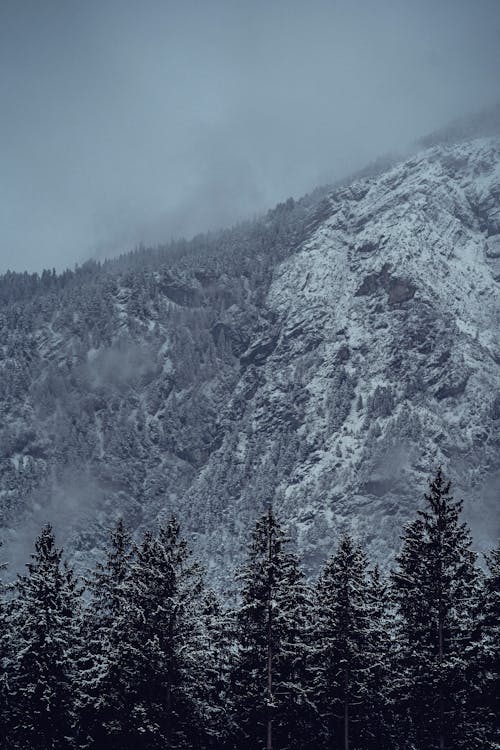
xmin=0 ymin=468 xmax=498 ymax=750
xmin=2 ymin=123 xmax=500 ymax=587
xmin=0 ymin=190 xmax=323 ymax=556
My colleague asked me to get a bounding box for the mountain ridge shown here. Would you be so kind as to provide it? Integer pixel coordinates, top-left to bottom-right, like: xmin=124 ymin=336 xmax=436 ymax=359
xmin=1 ymin=134 xmax=499 ymax=582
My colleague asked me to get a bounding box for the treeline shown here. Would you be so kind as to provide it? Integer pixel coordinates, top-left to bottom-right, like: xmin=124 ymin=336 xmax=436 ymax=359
xmin=0 ymin=186 xmax=319 ymax=307
xmin=0 ymin=467 xmax=498 ymax=750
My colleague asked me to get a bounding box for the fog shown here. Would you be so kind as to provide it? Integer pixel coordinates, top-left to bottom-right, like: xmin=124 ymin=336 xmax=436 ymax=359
xmin=1 ymin=0 xmax=499 ymax=273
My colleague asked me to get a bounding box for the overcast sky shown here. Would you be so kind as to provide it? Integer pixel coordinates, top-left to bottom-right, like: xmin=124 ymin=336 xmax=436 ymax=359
xmin=1 ymin=0 xmax=499 ymax=273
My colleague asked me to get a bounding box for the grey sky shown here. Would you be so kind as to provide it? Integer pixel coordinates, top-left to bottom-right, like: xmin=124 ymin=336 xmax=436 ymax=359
xmin=1 ymin=0 xmax=499 ymax=273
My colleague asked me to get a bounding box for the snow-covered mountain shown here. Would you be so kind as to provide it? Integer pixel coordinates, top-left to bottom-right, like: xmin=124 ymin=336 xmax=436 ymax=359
xmin=1 ymin=135 xmax=499 ymax=580
xmin=186 ymin=136 xmax=500 ymax=574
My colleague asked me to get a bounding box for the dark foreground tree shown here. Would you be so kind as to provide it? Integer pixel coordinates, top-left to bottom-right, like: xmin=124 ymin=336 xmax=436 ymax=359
xmin=364 ymin=565 xmax=393 ymax=750
xmin=0 ymin=550 xmax=9 ymax=747
xmin=232 ymin=508 xmax=313 ymax=750
xmin=196 ymin=587 xmax=234 ymax=749
xmin=92 ymin=517 xmax=210 ymax=750
xmin=79 ymin=518 xmax=133 ymax=749
xmin=6 ymin=524 xmax=83 ymax=750
xmin=391 ymin=467 xmax=482 ymax=750
xmin=312 ymin=535 xmax=374 ymax=750
xmin=478 ymin=541 xmax=500 ymax=747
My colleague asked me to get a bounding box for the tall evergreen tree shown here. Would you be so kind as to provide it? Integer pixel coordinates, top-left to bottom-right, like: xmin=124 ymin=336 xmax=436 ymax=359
xmin=6 ymin=524 xmax=84 ymax=750
xmin=478 ymin=541 xmax=500 ymax=748
xmin=232 ymin=508 xmax=312 ymax=750
xmin=79 ymin=518 xmax=134 ymax=749
xmin=312 ymin=535 xmax=373 ymax=750
xmin=196 ymin=587 xmax=234 ymax=749
xmin=0 ymin=551 xmax=9 ymax=748
xmin=391 ymin=467 xmax=481 ymax=750
xmin=93 ymin=517 xmax=208 ymax=750
xmin=364 ymin=565 xmax=393 ymax=750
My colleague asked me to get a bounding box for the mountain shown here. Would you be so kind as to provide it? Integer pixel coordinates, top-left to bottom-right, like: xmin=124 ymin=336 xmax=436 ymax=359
xmin=1 ymin=134 xmax=499 ymax=581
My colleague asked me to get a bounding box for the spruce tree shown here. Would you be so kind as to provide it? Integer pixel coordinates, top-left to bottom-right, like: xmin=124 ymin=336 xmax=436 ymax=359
xmin=364 ymin=565 xmax=393 ymax=750
xmin=79 ymin=518 xmax=133 ymax=749
xmin=7 ymin=524 xmax=84 ymax=750
xmin=312 ymin=534 xmax=372 ymax=750
xmin=94 ymin=517 xmax=208 ymax=749
xmin=0 ymin=552 xmax=9 ymax=748
xmin=232 ymin=508 xmax=312 ymax=750
xmin=478 ymin=541 xmax=500 ymax=748
xmin=391 ymin=467 xmax=481 ymax=750
xmin=197 ymin=587 xmax=234 ymax=749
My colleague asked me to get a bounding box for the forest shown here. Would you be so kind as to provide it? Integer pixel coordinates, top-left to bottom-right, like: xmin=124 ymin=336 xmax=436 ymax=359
xmin=0 ymin=467 xmax=497 ymax=750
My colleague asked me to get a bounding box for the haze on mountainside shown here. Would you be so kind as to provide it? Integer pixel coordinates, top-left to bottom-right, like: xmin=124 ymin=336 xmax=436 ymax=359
xmin=1 ymin=0 xmax=500 ymax=273
xmin=1 ymin=126 xmax=500 ymax=582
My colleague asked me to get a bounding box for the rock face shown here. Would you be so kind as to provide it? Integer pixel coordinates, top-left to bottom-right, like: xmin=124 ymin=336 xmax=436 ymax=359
xmin=1 ymin=136 xmax=499 ymax=582
xmin=184 ymin=136 xmax=500 ymax=575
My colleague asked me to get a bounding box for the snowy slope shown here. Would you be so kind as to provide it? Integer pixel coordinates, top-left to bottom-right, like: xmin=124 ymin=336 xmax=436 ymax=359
xmin=1 ymin=136 xmax=499 ymax=581
xmin=186 ymin=137 xmax=500 ymax=574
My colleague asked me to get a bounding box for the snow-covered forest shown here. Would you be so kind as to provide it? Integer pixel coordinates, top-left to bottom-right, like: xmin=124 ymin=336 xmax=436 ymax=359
xmin=2 ymin=131 xmax=500 ymax=584
xmin=0 ymin=468 xmax=498 ymax=749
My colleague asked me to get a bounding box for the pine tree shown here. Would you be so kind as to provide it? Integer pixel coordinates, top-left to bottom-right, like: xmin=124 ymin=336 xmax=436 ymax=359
xmin=0 ymin=551 xmax=9 ymax=748
xmin=364 ymin=565 xmax=393 ymax=750
xmin=93 ymin=517 xmax=208 ymax=749
xmin=312 ymin=534 xmax=373 ymax=750
xmin=79 ymin=518 xmax=134 ymax=749
xmin=6 ymin=524 xmax=84 ymax=750
xmin=196 ymin=587 xmax=234 ymax=749
xmin=391 ymin=467 xmax=481 ymax=750
xmin=478 ymin=541 xmax=500 ymax=748
xmin=232 ymin=508 xmax=313 ymax=750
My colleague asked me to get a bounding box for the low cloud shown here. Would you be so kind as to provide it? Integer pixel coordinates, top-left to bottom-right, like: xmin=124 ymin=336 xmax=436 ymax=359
xmin=1 ymin=0 xmax=500 ymax=272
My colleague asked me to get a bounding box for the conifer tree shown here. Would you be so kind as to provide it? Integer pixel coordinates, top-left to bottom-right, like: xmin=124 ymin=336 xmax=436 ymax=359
xmin=197 ymin=587 xmax=234 ymax=749
xmin=312 ymin=534 xmax=372 ymax=750
xmin=364 ymin=565 xmax=393 ymax=750
xmin=232 ymin=508 xmax=312 ymax=750
xmin=96 ymin=517 xmax=208 ymax=749
xmin=478 ymin=541 xmax=500 ymax=748
xmin=391 ymin=467 xmax=481 ymax=750
xmin=0 ymin=552 xmax=9 ymax=748
xmin=7 ymin=524 xmax=84 ymax=750
xmin=79 ymin=518 xmax=133 ymax=749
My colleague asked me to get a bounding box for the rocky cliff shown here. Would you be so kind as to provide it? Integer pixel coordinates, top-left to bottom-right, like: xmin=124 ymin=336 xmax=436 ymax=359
xmin=1 ymin=135 xmax=499 ymax=580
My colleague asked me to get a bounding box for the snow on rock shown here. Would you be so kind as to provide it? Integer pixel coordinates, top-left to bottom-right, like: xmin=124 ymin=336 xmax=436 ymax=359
xmin=1 ymin=135 xmax=499 ymax=584
xmin=187 ymin=137 xmax=500 ymax=576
